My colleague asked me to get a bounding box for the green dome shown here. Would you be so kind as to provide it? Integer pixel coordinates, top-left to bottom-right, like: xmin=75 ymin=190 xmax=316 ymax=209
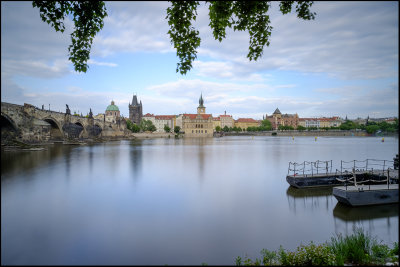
xmin=106 ymin=100 xmax=119 ymax=111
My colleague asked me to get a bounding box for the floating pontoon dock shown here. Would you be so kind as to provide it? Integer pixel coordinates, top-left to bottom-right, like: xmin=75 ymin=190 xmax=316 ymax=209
xmin=286 ymin=159 xmax=398 ymax=188
xmin=333 ymin=184 xmax=398 ymax=206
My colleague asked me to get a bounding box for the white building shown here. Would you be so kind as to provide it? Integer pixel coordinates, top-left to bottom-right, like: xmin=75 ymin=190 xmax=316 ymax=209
xmin=142 ymin=113 xmax=175 ymax=132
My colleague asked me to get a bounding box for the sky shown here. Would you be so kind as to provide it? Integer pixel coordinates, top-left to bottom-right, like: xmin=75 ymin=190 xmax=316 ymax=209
xmin=1 ymin=1 xmax=398 ymax=120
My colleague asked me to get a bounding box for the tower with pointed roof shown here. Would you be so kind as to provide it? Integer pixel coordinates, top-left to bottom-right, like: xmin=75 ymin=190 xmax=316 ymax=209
xmin=197 ymin=93 xmax=206 ymax=114
xmin=129 ymin=94 xmax=143 ymax=124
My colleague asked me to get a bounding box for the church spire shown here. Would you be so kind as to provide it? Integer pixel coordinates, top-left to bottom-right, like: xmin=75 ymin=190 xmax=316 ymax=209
xmin=197 ymin=93 xmax=205 ymax=114
xmin=132 ymin=94 xmax=138 ymax=106
xmin=199 ymin=92 xmax=204 ymax=107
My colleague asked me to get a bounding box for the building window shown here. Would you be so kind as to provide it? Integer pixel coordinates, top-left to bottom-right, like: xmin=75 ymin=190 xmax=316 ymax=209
xmin=205 ymin=130 xmax=207 ymax=133
xmin=192 ymin=130 xmax=194 ymax=133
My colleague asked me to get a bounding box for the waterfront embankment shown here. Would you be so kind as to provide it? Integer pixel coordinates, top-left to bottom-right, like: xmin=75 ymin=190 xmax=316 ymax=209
xmin=223 ymin=130 xmax=398 ymax=137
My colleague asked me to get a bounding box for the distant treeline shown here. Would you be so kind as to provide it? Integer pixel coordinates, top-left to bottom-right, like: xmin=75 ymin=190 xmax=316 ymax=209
xmin=219 ymin=119 xmax=398 ymax=134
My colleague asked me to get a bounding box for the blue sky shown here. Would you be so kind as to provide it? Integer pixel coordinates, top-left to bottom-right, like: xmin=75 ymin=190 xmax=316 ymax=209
xmin=1 ymin=1 xmax=398 ymax=120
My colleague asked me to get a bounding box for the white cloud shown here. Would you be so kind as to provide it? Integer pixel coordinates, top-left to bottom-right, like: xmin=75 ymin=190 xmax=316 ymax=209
xmin=87 ymin=59 xmax=118 ymax=67
xmin=192 ymin=60 xmax=265 ymax=82
xmin=92 ymin=1 xmax=173 ymax=57
xmin=2 ymin=59 xmax=70 ymax=78
xmin=191 ymin=1 xmax=399 ymax=80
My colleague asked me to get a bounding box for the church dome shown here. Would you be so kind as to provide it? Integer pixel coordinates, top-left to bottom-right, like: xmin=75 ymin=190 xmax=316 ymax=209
xmin=106 ymin=100 xmax=119 ymax=111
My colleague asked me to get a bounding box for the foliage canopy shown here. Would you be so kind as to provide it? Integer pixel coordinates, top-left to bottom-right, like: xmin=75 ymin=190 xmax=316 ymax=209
xmin=33 ymin=1 xmax=315 ymax=74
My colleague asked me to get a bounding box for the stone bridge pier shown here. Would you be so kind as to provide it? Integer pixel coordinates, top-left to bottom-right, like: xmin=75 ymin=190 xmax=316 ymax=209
xmin=1 ymin=102 xmax=127 ymax=143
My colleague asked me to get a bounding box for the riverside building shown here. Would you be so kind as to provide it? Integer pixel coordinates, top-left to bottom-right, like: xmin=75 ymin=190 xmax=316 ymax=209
xmin=265 ymin=108 xmax=299 ymax=130
xmin=182 ymin=93 xmax=213 ymax=137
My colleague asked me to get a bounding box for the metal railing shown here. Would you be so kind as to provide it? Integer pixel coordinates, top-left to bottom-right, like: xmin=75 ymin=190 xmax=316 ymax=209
xmin=340 ymin=159 xmax=394 ymax=176
xmin=288 ymin=159 xmax=395 ymax=178
xmin=287 ymin=160 xmax=332 ymax=177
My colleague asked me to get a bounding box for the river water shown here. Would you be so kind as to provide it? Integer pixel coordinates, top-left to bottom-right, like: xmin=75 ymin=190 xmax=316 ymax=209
xmin=1 ymin=136 xmax=398 ymax=265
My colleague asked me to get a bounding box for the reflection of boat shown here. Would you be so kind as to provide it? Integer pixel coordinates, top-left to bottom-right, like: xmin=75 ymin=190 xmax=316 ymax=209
xmin=333 ymin=202 xmax=399 ymax=221
xmin=286 ymin=186 xmax=336 ymax=213
xmin=286 ymin=186 xmax=332 ymax=198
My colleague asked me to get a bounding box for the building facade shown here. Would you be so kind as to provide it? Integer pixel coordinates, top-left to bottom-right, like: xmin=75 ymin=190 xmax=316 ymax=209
xmin=213 ymin=117 xmax=221 ymax=130
xmin=234 ymin=118 xmax=260 ymax=130
xmin=141 ymin=113 xmax=175 ymax=132
xmin=220 ymin=112 xmax=234 ymax=129
xmin=155 ymin=115 xmax=175 ymax=132
xmin=129 ymin=94 xmax=143 ymax=124
xmin=265 ymin=108 xmax=299 ymax=130
xmin=182 ymin=93 xmax=213 ymax=137
xmin=298 ymin=117 xmax=342 ymax=129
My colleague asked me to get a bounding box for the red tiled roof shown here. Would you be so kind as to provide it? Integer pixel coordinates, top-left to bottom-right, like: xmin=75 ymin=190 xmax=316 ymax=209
xmin=299 ymin=118 xmax=317 ymax=121
xmin=155 ymin=115 xmax=175 ymax=120
xmin=143 ymin=113 xmax=154 ymax=117
xmin=213 ymin=117 xmax=220 ymax=121
xmin=183 ymin=113 xmax=212 ymax=120
xmin=220 ymin=115 xmax=232 ymax=117
xmin=236 ymin=118 xmax=258 ymax=123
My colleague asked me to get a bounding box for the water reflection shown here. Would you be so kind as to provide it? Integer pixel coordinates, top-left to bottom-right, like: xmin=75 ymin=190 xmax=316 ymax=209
xmin=1 ymin=144 xmax=74 ymax=179
xmin=286 ymin=186 xmax=335 ymax=214
xmin=1 ymin=136 xmax=398 ymax=265
xmin=129 ymin=140 xmax=143 ymax=181
xmin=333 ymin=203 xmax=398 ymax=241
xmin=333 ymin=203 xmax=399 ymax=221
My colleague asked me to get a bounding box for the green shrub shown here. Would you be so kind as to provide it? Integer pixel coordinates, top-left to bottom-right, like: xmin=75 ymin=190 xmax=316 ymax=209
xmin=371 ymin=242 xmax=391 ymax=264
xmin=391 ymin=242 xmax=399 ymax=255
xmin=235 ymin=256 xmax=242 ymax=266
xmin=260 ymin=248 xmax=277 ymax=265
xmin=278 ymin=242 xmax=336 ymax=266
xmin=234 ymin=227 xmax=398 ymax=266
xmin=329 ymin=227 xmax=373 ymax=265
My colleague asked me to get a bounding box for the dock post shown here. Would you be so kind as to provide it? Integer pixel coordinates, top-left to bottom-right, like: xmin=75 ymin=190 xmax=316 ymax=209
xmin=311 ymin=162 xmax=313 ymax=177
xmin=326 ymin=161 xmax=328 ymax=175
xmin=383 ymin=160 xmax=386 ymax=174
xmin=341 ymin=160 xmax=343 ymax=176
xmin=366 ymin=159 xmax=368 ymax=171
xmin=387 ymin=168 xmax=390 ymax=189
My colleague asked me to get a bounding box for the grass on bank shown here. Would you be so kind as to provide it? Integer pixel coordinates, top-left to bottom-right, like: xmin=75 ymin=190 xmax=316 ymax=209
xmin=235 ymin=227 xmax=399 ymax=266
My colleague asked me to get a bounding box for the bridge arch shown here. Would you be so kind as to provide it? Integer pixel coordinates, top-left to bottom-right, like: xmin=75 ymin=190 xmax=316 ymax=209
xmin=90 ymin=123 xmax=102 ymax=137
xmin=1 ymin=113 xmax=20 ymax=141
xmin=75 ymin=121 xmax=85 ymax=138
xmin=1 ymin=112 xmax=19 ymax=131
xmin=42 ymin=117 xmax=64 ymax=140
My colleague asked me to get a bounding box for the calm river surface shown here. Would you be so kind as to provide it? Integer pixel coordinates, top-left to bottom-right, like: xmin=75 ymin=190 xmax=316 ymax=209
xmin=1 ymin=136 xmax=398 ymax=265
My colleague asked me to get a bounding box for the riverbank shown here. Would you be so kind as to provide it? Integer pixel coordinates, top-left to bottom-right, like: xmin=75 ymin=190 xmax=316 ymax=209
xmin=223 ymin=130 xmax=399 ymax=137
xmin=234 ymin=227 xmax=398 ymax=266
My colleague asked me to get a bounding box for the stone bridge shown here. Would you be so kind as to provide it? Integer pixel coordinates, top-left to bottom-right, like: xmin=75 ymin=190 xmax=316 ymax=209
xmin=1 ymin=102 xmax=127 ymax=143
